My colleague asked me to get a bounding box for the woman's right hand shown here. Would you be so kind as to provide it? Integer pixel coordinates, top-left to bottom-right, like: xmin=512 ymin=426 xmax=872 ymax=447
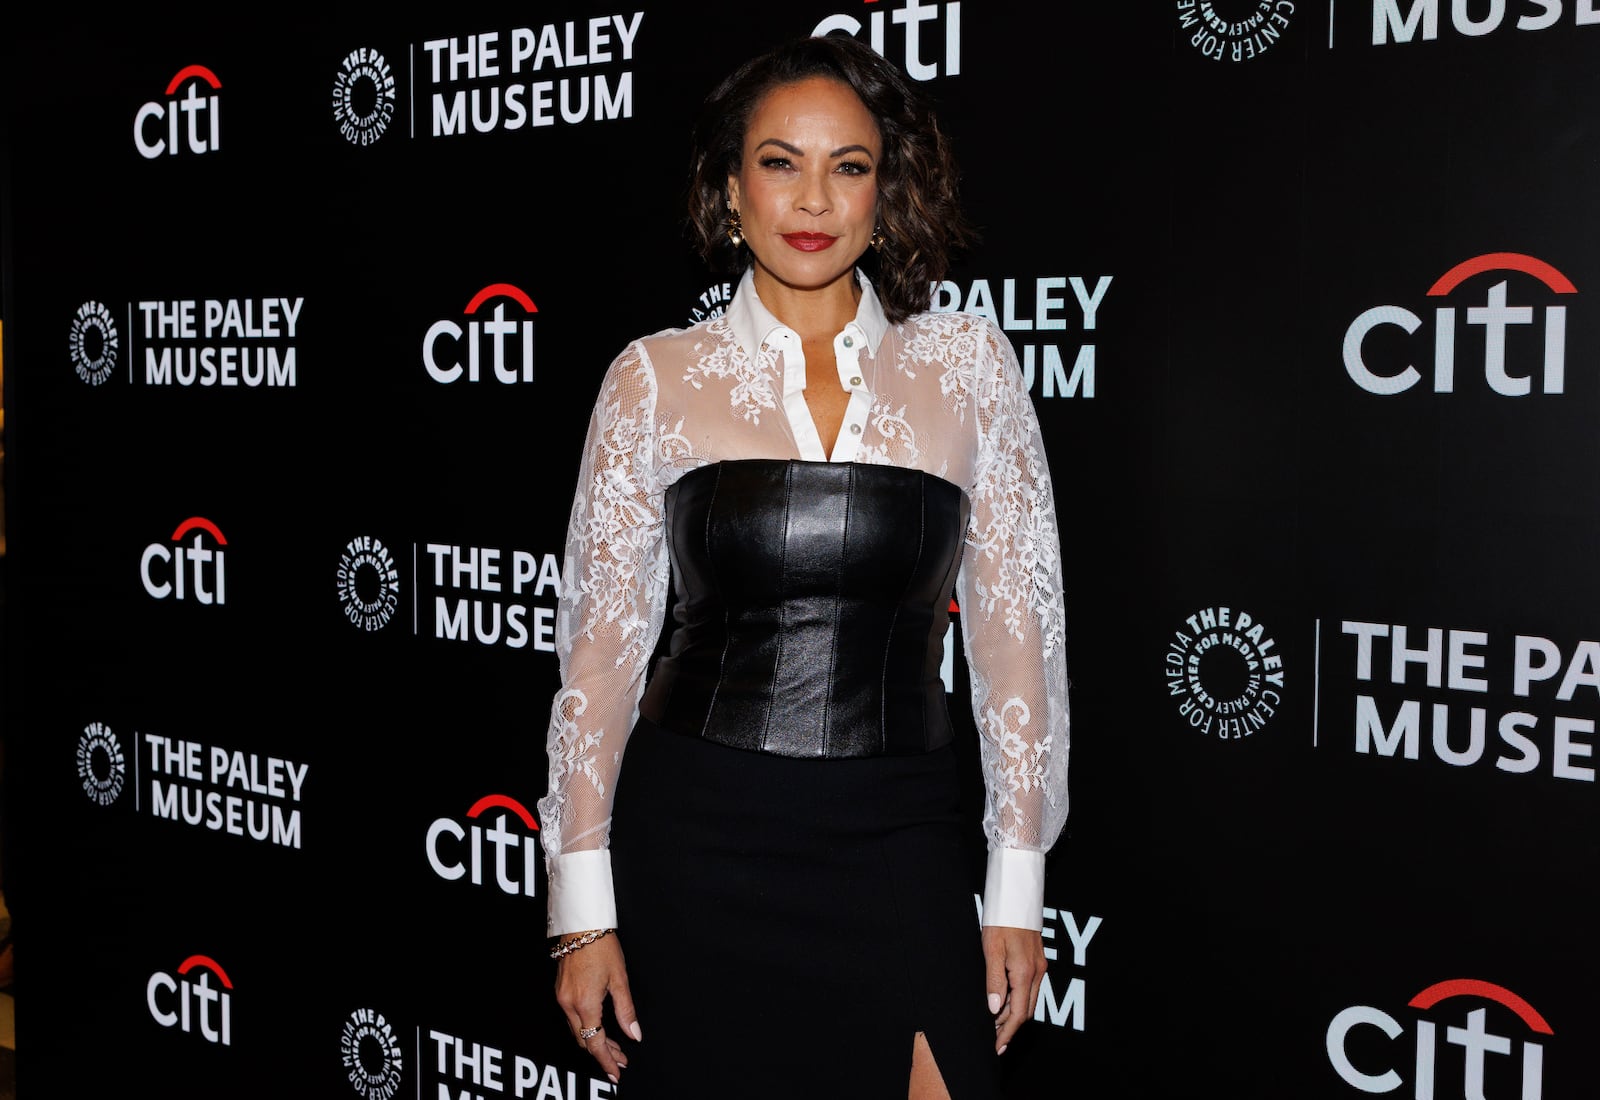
xmin=554 ymin=934 xmax=640 ymax=1084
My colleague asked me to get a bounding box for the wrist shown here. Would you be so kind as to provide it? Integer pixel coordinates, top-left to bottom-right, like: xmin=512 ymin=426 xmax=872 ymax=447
xmin=549 ymin=927 xmax=616 ymax=960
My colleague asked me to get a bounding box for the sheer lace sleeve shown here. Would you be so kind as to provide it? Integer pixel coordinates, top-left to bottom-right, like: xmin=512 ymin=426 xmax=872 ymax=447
xmin=957 ymin=319 xmax=1071 ymax=930
xmin=537 ymin=341 xmax=670 ymax=936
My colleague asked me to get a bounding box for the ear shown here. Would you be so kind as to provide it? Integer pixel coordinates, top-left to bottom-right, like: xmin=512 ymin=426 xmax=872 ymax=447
xmin=726 ymin=174 xmax=741 ymax=213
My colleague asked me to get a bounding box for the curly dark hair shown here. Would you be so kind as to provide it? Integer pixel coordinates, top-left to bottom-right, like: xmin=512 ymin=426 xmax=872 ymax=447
xmin=685 ymin=35 xmax=976 ymax=324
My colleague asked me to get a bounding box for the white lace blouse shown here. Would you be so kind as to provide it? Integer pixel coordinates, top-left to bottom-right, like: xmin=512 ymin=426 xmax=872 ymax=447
xmin=539 ymin=269 xmax=1070 ymax=935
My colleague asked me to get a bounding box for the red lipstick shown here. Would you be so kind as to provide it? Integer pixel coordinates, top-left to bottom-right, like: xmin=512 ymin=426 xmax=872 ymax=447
xmin=782 ymin=232 xmax=838 ymax=252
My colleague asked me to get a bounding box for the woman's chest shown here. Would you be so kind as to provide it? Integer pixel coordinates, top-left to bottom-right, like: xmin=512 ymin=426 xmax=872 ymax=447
xmin=654 ymin=354 xmax=979 ymax=489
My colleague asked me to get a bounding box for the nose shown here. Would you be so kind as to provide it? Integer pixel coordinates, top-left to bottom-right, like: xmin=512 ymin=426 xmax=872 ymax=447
xmin=795 ymin=167 xmax=831 ymax=217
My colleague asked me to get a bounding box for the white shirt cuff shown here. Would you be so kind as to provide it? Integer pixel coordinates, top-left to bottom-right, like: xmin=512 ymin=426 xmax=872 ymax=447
xmin=981 ymin=848 xmax=1046 ymax=931
xmin=546 ymin=849 xmax=618 ymax=936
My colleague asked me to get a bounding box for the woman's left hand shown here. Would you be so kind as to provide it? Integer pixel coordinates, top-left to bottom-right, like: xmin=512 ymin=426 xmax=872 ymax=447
xmin=982 ymin=924 xmax=1047 ymax=1055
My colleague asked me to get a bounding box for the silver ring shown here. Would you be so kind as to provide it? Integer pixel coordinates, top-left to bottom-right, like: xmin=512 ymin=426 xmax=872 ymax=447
xmin=579 ymin=1025 xmax=602 ymax=1041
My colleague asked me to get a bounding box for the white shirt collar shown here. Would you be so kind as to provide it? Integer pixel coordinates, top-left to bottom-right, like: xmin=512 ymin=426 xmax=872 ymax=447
xmin=727 ymin=267 xmax=889 ymax=363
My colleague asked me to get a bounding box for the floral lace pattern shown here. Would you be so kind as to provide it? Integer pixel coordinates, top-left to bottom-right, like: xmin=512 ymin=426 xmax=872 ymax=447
xmin=539 ymin=283 xmax=1070 ymax=926
xmin=857 ymin=400 xmax=920 ymax=466
xmin=681 ymin=318 xmax=780 ymax=424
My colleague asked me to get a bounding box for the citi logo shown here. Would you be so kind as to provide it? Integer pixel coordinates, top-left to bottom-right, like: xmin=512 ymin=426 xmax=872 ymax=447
xmin=1370 ymin=0 xmax=1600 ymax=45
xmin=423 ymin=284 xmax=538 ymax=384
xmin=813 ymin=0 xmax=961 ymax=80
xmin=1327 ymin=978 xmax=1553 ymax=1098
xmin=1344 ymin=253 xmax=1575 ymax=396
xmin=425 ymin=794 xmax=540 ymax=898
xmin=134 ymin=65 xmax=221 ymax=159
xmin=147 ymin=954 xmax=233 ymax=1045
xmin=141 ymin=516 xmax=227 ymax=604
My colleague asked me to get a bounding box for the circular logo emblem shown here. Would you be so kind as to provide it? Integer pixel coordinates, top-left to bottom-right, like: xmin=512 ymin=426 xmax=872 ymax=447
xmin=687 ymin=280 xmax=736 ymax=326
xmin=333 ymin=48 xmax=396 ymax=146
xmin=77 ymin=721 xmax=126 ymax=805
xmin=1176 ymin=1 xmax=1295 ymax=63
xmin=69 ymin=301 xmax=119 ymax=386
xmin=1165 ymin=606 xmax=1286 ymax=739
xmin=337 ymin=536 xmax=400 ymax=632
xmin=341 ymin=1008 xmax=403 ymax=1100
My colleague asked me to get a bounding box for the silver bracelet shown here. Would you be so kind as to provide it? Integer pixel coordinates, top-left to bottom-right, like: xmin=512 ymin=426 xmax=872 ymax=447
xmin=550 ymin=927 xmax=615 ymax=960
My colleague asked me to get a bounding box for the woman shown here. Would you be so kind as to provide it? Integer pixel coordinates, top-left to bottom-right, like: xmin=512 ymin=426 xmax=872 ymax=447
xmin=538 ymin=35 xmax=1070 ymax=1098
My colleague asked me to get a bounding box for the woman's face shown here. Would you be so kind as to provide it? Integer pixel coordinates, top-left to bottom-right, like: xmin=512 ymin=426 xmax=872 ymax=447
xmin=727 ymin=76 xmax=882 ymax=304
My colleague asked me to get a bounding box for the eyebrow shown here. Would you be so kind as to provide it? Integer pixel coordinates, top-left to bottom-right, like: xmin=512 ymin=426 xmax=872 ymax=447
xmin=754 ymin=138 xmax=876 ymax=160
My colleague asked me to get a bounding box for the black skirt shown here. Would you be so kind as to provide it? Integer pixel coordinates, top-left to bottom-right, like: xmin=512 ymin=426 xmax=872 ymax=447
xmin=609 ymin=717 xmax=1000 ymax=1098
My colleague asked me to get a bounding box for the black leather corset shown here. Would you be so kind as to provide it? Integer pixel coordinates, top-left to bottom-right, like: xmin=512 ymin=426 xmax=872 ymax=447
xmin=639 ymin=459 xmax=971 ymax=759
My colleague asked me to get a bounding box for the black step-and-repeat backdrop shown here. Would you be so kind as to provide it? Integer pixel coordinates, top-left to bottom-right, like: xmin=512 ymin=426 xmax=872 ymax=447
xmin=3 ymin=4 xmax=1597 ymax=1097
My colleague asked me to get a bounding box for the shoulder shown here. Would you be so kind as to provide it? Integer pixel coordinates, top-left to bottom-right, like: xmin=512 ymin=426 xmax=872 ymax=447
xmin=599 ymin=316 xmax=736 ymax=392
xmin=632 ymin=315 xmax=734 ymax=361
xmin=900 ymin=309 xmax=1010 ymax=348
xmin=593 ymin=330 xmax=675 ymax=408
xmin=602 ymin=321 xmax=697 ymax=378
xmin=895 ymin=310 xmax=1017 ymax=375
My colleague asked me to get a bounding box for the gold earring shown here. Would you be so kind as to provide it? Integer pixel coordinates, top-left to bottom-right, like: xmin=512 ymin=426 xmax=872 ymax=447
xmin=726 ymin=209 xmax=744 ymax=248
xmin=870 ymin=225 xmax=886 ymax=251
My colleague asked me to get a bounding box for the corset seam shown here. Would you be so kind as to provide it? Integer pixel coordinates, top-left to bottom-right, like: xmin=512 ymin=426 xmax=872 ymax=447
xmin=881 ymin=472 xmax=927 ymax=751
xmin=821 ymin=463 xmax=853 ymax=755
xmin=762 ymin=462 xmax=795 ymax=751
xmin=703 ymin=462 xmax=728 ymax=742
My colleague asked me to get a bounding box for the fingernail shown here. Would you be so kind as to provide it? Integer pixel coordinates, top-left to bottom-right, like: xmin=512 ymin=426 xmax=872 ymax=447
xmin=608 ymin=1074 xmax=618 ymax=1085
xmin=998 ymin=1044 xmax=1008 ymax=1056
xmin=629 ymin=1021 xmax=643 ymax=1042
xmin=987 ymin=993 xmax=1002 ymax=1014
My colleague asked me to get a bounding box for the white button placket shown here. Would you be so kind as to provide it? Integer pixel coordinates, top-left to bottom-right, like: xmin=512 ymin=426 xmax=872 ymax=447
xmin=830 ymin=326 xmax=873 ymax=462
xmin=776 ymin=331 xmax=830 ymax=461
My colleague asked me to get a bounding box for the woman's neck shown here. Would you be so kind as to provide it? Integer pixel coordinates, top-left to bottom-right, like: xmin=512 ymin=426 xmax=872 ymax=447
xmin=751 ymin=267 xmax=862 ymax=343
